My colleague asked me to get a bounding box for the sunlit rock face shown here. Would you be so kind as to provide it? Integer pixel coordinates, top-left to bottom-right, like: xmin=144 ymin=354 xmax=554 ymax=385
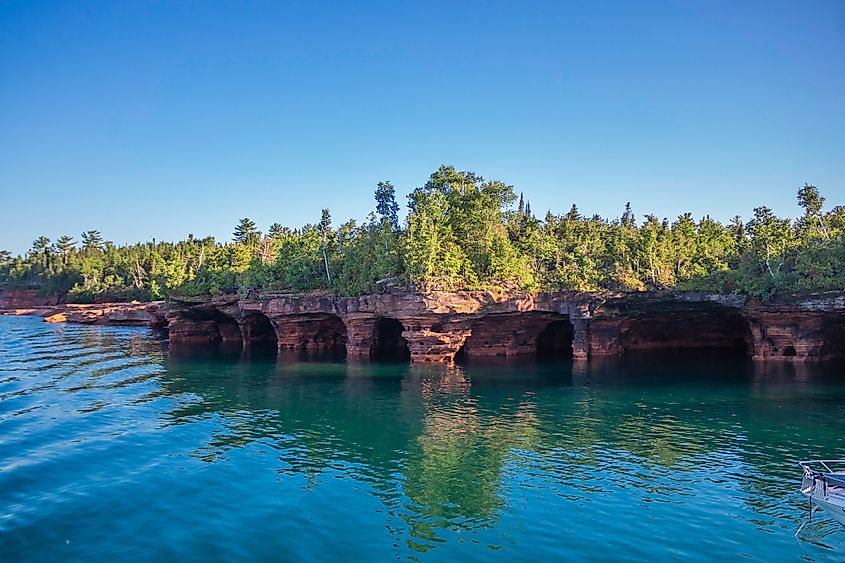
xmin=745 ymin=295 xmax=845 ymax=361
xmin=0 ymin=289 xmax=66 ymax=308
xmin=0 ymin=292 xmax=165 ymax=328
xmin=26 ymin=289 xmax=838 ymax=364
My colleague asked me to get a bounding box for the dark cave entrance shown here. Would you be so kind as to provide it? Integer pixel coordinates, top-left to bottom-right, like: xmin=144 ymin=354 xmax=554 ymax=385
xmin=536 ymin=319 xmax=575 ymax=359
xmin=370 ymin=318 xmax=411 ymax=362
xmin=241 ymin=313 xmax=278 ymax=349
xmin=620 ymin=306 xmax=753 ymax=359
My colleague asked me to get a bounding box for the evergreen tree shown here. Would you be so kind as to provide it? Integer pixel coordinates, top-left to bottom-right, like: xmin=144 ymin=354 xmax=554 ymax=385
xmin=233 ymin=218 xmax=259 ymax=245
xmin=30 ymin=236 xmax=51 ymax=256
xmin=797 ymin=183 xmax=829 ymax=239
xmin=81 ymin=230 xmax=103 ymax=251
xmin=0 ymin=167 xmax=841 ymax=301
xmin=55 ymin=235 xmax=76 ymax=257
xmin=622 ymin=203 xmax=636 ymax=229
xmin=268 ymin=223 xmax=285 ymax=239
xmin=375 ymin=181 xmax=400 ymax=229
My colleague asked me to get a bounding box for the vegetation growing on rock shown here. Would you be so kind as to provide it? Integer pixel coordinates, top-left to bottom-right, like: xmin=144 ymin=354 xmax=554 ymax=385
xmin=1 ymin=166 xmax=843 ymax=302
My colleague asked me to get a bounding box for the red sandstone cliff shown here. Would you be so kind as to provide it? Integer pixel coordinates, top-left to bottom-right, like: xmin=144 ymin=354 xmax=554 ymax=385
xmin=4 ymin=289 xmax=842 ymax=363
xmin=163 ymin=291 xmax=845 ymax=363
xmin=0 ymin=289 xmax=66 ymax=309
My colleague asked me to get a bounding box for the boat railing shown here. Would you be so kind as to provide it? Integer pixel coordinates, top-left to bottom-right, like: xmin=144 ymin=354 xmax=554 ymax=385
xmin=800 ymin=460 xmax=845 ymax=500
xmin=799 ymin=460 xmax=845 ymax=473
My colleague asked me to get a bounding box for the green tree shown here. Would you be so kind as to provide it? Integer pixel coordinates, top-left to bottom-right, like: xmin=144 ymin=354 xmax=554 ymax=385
xmin=404 ymin=187 xmax=470 ymax=290
xmin=797 ymin=183 xmax=829 ymax=240
xmin=1 ymin=166 xmax=842 ymax=302
xmin=55 ymin=235 xmax=76 ymax=258
xmin=621 ymin=202 xmax=636 ymax=229
xmin=81 ymin=230 xmax=103 ymax=251
xmin=375 ymin=181 xmax=400 ymax=229
xmin=30 ymin=236 xmax=51 ymax=256
xmin=233 ymin=218 xmax=259 ymax=246
xmin=746 ymin=206 xmax=793 ymax=278
xmin=268 ymin=223 xmax=286 ymax=239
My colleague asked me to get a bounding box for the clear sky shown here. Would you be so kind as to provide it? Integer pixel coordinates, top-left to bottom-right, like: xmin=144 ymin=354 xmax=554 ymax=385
xmin=1 ymin=0 xmax=843 ymax=255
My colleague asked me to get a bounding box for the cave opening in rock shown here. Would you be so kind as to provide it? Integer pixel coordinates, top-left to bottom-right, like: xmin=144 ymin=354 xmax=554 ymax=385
xmin=454 ymin=343 xmax=467 ymax=363
xmin=820 ymin=313 xmax=845 ymax=361
xmin=214 ymin=314 xmax=243 ymax=345
xmin=457 ymin=312 xmax=573 ymax=360
xmin=620 ymin=305 xmax=753 ymax=359
xmin=309 ymin=314 xmax=349 ymax=357
xmin=782 ymin=346 xmax=797 ymax=357
xmin=241 ymin=313 xmax=278 ymax=349
xmin=536 ymin=320 xmax=575 ymax=359
xmin=370 ymin=318 xmax=411 ymax=362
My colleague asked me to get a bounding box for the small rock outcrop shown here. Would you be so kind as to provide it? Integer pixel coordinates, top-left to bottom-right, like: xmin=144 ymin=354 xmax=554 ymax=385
xmin=1 ymin=300 xmax=166 ymax=327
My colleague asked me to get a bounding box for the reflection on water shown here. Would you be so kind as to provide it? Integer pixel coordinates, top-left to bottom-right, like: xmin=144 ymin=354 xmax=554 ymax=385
xmin=1 ymin=315 xmax=844 ymax=561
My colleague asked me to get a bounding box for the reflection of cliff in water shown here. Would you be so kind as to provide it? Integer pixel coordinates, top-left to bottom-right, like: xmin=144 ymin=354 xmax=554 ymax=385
xmin=157 ymin=350 xmax=845 ymax=548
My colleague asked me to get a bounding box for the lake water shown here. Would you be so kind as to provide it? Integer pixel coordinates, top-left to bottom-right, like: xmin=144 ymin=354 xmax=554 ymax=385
xmin=1 ymin=315 xmax=844 ymax=561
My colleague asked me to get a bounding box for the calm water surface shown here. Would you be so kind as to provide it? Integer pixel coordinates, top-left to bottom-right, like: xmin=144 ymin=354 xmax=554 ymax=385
xmin=1 ymin=315 xmax=844 ymax=561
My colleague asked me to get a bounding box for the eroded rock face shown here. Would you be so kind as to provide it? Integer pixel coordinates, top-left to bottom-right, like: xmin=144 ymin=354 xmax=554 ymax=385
xmin=0 ymin=300 xmax=165 ymax=327
xmin=0 ymin=289 xmax=65 ymax=308
xmin=460 ymin=312 xmax=573 ymax=357
xmin=21 ymin=290 xmax=840 ymax=364
xmin=585 ymin=298 xmax=754 ymax=358
xmin=746 ymin=306 xmax=845 ymax=361
xmin=161 ymin=291 xmax=754 ymax=363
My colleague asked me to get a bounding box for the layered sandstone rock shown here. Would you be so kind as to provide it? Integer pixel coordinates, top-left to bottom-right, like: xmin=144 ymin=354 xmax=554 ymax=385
xmin=161 ymin=290 xmax=843 ymax=363
xmin=745 ymin=294 xmax=845 ymax=361
xmin=5 ymin=288 xmax=843 ymax=364
xmin=1 ymin=300 xmax=165 ymax=327
xmin=0 ymin=289 xmax=65 ymax=309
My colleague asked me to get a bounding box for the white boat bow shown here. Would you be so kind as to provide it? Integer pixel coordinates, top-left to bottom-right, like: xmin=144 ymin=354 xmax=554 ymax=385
xmin=800 ymin=459 xmax=845 ymax=527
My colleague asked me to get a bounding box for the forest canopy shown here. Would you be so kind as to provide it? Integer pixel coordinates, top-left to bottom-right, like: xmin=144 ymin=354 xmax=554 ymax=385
xmin=2 ymin=165 xmax=843 ymax=302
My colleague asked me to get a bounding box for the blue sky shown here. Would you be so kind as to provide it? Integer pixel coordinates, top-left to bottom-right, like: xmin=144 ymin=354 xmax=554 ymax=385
xmin=1 ymin=0 xmax=843 ymax=254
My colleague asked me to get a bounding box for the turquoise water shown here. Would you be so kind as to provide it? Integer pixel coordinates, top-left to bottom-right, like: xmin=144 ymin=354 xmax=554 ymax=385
xmin=1 ymin=315 xmax=844 ymax=561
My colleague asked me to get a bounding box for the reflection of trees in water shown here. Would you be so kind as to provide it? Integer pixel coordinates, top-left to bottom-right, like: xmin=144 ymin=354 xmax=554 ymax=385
xmin=399 ymin=365 xmax=542 ymax=551
xmin=560 ymin=358 xmax=845 ymax=528
xmin=156 ymin=351 xmax=845 ymax=552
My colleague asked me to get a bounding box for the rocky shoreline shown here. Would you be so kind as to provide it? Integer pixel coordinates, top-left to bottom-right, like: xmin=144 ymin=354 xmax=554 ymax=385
xmin=2 ymin=290 xmax=843 ymax=363
xmin=0 ymin=300 xmax=166 ymax=327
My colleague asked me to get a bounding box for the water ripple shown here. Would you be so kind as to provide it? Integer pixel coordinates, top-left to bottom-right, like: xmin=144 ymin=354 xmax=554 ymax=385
xmin=0 ymin=315 xmax=844 ymax=561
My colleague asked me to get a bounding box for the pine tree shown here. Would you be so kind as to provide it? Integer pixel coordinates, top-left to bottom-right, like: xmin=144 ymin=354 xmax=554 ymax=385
xmin=30 ymin=236 xmax=51 ymax=256
xmin=81 ymin=230 xmax=103 ymax=251
xmin=375 ymin=181 xmax=400 ymax=229
xmin=233 ymin=218 xmax=259 ymax=245
xmin=622 ymin=203 xmax=636 ymax=228
xmin=268 ymin=223 xmax=285 ymax=239
xmin=55 ymin=235 xmax=75 ymax=256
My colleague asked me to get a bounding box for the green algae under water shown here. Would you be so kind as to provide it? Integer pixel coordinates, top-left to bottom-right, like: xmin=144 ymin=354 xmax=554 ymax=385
xmin=1 ymin=315 xmax=845 ymax=562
